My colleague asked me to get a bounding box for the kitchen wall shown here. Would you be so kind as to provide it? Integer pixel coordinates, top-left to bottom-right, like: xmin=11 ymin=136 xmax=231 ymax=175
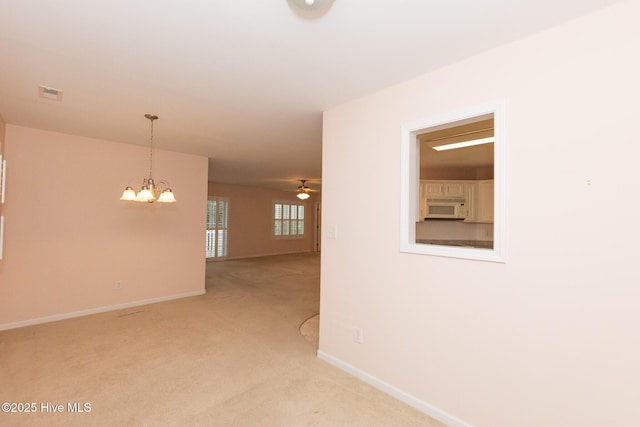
xmin=420 ymin=167 xmax=493 ymax=180
xmin=319 ymin=2 xmax=640 ymax=427
xmin=0 ymin=125 xmax=208 ymax=329
xmin=208 ymin=181 xmax=318 ymax=259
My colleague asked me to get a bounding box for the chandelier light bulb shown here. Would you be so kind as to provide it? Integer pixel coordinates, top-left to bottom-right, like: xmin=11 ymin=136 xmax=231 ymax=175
xmin=157 ymin=189 xmax=177 ymax=203
xmin=120 ymin=186 xmax=136 ymax=201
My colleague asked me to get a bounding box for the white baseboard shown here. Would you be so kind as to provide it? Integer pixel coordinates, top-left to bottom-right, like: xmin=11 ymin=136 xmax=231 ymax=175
xmin=317 ymin=350 xmax=475 ymax=427
xmin=206 ymin=249 xmax=316 ymax=262
xmin=0 ymin=290 xmax=206 ymax=331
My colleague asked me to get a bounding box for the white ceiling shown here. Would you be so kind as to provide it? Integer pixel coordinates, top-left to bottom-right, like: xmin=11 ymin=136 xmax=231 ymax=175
xmin=0 ymin=0 xmax=622 ymax=193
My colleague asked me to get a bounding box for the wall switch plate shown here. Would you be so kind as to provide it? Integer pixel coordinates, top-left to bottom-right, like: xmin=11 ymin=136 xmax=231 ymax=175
xmin=115 ymin=280 xmax=122 ymax=289
xmin=327 ymin=224 xmax=337 ymax=239
xmin=353 ymin=327 xmax=363 ymax=344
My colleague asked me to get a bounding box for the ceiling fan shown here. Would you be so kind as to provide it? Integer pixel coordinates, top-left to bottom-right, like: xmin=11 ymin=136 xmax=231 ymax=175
xmin=297 ymin=180 xmax=311 ymax=200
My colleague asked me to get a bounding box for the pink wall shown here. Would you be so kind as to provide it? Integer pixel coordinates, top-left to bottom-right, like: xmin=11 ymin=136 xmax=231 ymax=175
xmin=320 ymin=2 xmax=640 ymax=427
xmin=208 ymin=182 xmax=318 ymax=259
xmin=0 ymin=125 xmax=208 ymax=329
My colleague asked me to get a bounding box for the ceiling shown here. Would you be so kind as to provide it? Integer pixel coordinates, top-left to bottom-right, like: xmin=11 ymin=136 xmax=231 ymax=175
xmin=0 ymin=0 xmax=622 ymax=194
xmin=419 ymin=117 xmax=494 ymax=170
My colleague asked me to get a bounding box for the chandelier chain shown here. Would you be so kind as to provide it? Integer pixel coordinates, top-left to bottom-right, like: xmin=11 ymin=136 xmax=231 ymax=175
xmin=149 ymin=118 xmax=154 ymax=179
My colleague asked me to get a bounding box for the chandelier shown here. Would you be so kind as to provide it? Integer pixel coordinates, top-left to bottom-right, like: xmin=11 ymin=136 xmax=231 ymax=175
xmin=120 ymin=114 xmax=176 ymax=203
xmin=297 ymin=180 xmax=311 ymax=200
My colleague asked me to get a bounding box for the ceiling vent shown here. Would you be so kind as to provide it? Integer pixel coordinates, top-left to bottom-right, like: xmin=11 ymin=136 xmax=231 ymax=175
xmin=38 ymin=85 xmax=63 ymax=102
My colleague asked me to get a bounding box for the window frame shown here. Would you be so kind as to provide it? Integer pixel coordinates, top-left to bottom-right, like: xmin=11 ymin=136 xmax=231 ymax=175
xmin=273 ymin=200 xmax=305 ymax=239
xmin=206 ymin=196 xmax=229 ymax=259
xmin=399 ymin=101 xmax=506 ymax=263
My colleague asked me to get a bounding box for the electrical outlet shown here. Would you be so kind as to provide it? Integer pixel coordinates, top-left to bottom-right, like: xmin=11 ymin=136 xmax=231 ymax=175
xmin=353 ymin=327 xmax=363 ymax=344
xmin=115 ymin=280 xmax=123 ymax=289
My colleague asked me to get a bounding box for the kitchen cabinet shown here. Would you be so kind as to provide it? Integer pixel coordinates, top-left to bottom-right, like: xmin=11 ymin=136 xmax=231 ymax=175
xmin=464 ymin=180 xmax=494 ymax=223
xmin=420 ymin=179 xmax=493 ymax=222
xmin=419 ymin=180 xmax=466 ymax=220
xmin=422 ymin=181 xmax=465 ymax=198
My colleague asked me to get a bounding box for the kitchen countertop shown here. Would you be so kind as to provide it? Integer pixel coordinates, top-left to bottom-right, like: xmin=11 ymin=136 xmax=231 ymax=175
xmin=416 ymin=239 xmax=494 ymax=249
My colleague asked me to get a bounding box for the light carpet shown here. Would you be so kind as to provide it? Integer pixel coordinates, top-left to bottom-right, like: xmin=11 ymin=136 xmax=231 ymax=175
xmin=0 ymin=252 xmax=444 ymax=426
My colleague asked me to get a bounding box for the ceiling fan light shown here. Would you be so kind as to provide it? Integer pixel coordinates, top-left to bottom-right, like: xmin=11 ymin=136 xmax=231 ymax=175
xmin=296 ymin=179 xmax=311 ymax=200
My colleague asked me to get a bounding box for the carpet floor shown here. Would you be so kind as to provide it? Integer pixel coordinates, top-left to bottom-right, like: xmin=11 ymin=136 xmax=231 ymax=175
xmin=0 ymin=252 xmax=444 ymax=426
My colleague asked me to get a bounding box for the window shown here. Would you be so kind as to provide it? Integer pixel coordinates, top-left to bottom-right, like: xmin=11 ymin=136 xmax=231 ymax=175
xmin=206 ymin=197 xmax=229 ymax=258
xmin=274 ymin=201 xmax=305 ymax=238
xmin=400 ymin=101 xmax=506 ymax=262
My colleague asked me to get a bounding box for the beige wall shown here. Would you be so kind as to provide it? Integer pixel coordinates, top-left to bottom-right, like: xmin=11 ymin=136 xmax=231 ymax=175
xmin=319 ymin=2 xmax=640 ymax=427
xmin=208 ymin=182 xmax=318 ymax=259
xmin=0 ymin=125 xmax=208 ymax=329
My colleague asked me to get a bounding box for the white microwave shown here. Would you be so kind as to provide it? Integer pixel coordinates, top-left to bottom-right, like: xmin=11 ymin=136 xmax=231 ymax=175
xmin=425 ymin=198 xmax=467 ymax=219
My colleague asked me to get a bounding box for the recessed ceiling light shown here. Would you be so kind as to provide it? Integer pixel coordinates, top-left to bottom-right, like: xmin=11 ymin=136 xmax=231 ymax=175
xmin=38 ymin=85 xmax=63 ymax=102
